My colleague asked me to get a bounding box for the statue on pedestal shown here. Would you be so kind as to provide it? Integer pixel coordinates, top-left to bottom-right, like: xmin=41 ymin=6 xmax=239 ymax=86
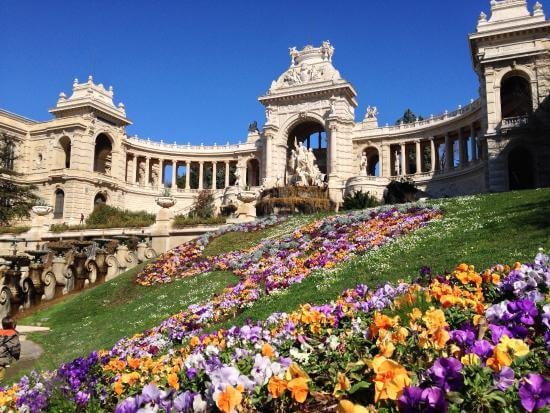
xmin=394 ymin=150 xmax=401 ymax=176
xmin=287 ymin=138 xmax=326 ymax=186
xmin=360 ymin=152 xmax=368 ymax=176
xmin=138 ymin=161 xmax=146 ymax=186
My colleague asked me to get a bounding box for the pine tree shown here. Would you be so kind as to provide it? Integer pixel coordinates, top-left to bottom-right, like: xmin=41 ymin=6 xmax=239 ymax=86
xmin=396 ymin=109 xmax=424 ymax=125
xmin=0 ymin=133 xmax=39 ymax=226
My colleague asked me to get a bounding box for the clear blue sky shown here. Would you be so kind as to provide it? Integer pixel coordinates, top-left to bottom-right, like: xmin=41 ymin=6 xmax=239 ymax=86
xmin=1 ymin=1 xmax=539 ymax=144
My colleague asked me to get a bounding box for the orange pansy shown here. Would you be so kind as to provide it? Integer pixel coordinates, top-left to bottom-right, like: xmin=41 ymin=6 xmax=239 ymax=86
xmin=287 ymin=377 xmax=310 ymax=403
xmin=268 ymin=376 xmax=287 ymax=398
xmin=216 ymin=385 xmax=243 ymax=413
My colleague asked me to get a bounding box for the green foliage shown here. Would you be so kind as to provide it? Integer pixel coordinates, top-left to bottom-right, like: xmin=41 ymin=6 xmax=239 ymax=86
xmin=70 ymin=204 xmax=155 ymax=229
xmin=395 ymin=108 xmax=424 ymax=125
xmin=383 ymin=178 xmax=420 ymax=204
xmin=0 ymin=226 xmax=29 ymax=234
xmin=189 ymin=189 xmax=215 ymax=219
xmin=173 ymin=215 xmax=226 ymax=228
xmin=0 ymin=133 xmax=39 ymax=226
xmin=342 ymin=190 xmax=379 ymax=210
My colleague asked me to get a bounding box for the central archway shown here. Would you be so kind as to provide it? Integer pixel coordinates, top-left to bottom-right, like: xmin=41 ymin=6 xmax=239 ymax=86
xmin=286 ymin=120 xmax=327 ymax=183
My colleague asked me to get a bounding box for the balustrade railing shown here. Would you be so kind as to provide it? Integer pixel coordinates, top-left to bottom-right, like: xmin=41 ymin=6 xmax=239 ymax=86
xmin=125 ymin=136 xmax=256 ymax=152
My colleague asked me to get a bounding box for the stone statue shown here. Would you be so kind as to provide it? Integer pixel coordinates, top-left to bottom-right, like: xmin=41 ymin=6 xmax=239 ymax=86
xmin=287 ymin=138 xmax=325 ymax=186
xmin=360 ymin=152 xmax=368 ymax=176
xmin=289 ymin=46 xmax=299 ymax=65
xmin=138 ymin=161 xmax=146 ymax=186
xmin=321 ymin=40 xmax=334 ymax=61
xmin=151 ymin=163 xmax=160 ymax=187
xmin=394 ymin=150 xmax=401 ymax=176
xmin=104 ymin=154 xmax=112 ymax=175
xmin=234 ymin=167 xmax=241 ymax=187
xmin=248 ymin=121 xmax=259 ymax=133
xmin=365 ymin=106 xmax=378 ymax=119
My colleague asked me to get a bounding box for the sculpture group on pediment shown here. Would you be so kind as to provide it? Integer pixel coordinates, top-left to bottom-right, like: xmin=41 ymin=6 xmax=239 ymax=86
xmin=287 ymin=138 xmax=325 ymax=186
xmin=282 ymin=64 xmax=327 ymax=86
xmin=365 ymin=106 xmax=379 ymax=120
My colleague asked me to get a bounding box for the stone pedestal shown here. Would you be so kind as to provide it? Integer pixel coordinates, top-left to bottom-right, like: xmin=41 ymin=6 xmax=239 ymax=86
xmin=151 ymin=196 xmax=176 ymax=254
xmin=26 ymin=206 xmax=53 ymax=249
xmin=227 ymin=190 xmax=257 ymax=223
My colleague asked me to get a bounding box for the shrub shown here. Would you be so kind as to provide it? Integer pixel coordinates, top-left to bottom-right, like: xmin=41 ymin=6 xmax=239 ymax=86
xmin=383 ymin=179 xmax=420 ymax=204
xmin=189 ymin=190 xmax=215 ymax=219
xmin=85 ymin=204 xmax=155 ymax=228
xmin=0 ymin=226 xmax=29 ymax=235
xmin=342 ymin=190 xmax=379 ymax=210
xmin=173 ymin=215 xmax=226 ymax=228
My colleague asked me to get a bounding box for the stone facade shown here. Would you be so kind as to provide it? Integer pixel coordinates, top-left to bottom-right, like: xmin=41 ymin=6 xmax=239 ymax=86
xmin=1 ymin=0 xmax=549 ymax=222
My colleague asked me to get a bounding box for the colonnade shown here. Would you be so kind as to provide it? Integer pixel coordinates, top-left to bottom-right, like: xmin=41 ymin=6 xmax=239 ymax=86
xmin=124 ymin=155 xmax=240 ymax=191
xmin=381 ymin=122 xmax=484 ymax=178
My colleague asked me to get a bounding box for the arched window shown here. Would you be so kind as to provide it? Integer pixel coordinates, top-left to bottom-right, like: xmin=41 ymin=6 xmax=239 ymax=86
xmin=361 ymin=147 xmax=380 ymax=176
xmin=53 ymin=189 xmax=65 ymax=219
xmin=59 ymin=136 xmax=71 ymax=168
xmin=94 ymin=134 xmax=113 ymax=174
xmin=501 ymin=74 xmax=532 ymax=119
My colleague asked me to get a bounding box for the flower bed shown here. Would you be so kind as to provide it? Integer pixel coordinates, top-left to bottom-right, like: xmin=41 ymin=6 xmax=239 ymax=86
xmin=3 ymin=252 xmax=548 ymax=412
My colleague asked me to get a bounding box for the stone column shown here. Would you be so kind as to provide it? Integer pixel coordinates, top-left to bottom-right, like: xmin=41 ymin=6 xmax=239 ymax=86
xmin=132 ymin=154 xmax=138 ymax=184
xmin=444 ymin=134 xmax=452 ymax=171
xmin=171 ymin=160 xmax=177 ymax=189
xmin=264 ymin=134 xmax=272 ymax=184
xmin=159 ymin=159 xmax=165 ymax=188
xmin=212 ymin=162 xmax=217 ymax=190
xmin=470 ymin=124 xmax=477 ymax=162
xmin=381 ymin=144 xmax=391 ymax=177
xmin=415 ymin=140 xmax=421 ymax=174
xmin=430 ymin=138 xmax=436 ymax=172
xmin=145 ymin=157 xmax=150 ymax=185
xmin=399 ymin=143 xmax=406 ymax=176
xmin=185 ymin=161 xmax=191 ymax=190
xmin=224 ymin=161 xmax=230 ymax=188
xmin=327 ymin=122 xmax=338 ymax=176
xmin=198 ymin=161 xmax=204 ymax=190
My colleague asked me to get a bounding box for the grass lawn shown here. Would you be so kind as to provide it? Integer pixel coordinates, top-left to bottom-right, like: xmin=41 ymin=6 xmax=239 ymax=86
xmin=14 ymin=188 xmax=550 ymax=381
xmin=14 ymin=266 xmax=237 ymax=379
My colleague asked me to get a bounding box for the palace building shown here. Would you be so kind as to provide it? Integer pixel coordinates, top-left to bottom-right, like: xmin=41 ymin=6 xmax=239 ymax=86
xmin=1 ymin=0 xmax=549 ymax=223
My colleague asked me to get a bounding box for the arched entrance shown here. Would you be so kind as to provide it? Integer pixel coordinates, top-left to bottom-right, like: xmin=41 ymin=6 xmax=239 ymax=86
xmin=53 ymin=189 xmax=64 ymax=219
xmin=94 ymin=134 xmax=113 ymax=174
xmin=501 ymin=74 xmax=532 ymax=119
xmin=508 ymin=147 xmax=534 ymax=190
xmin=246 ymin=159 xmax=260 ymax=187
xmin=286 ymin=120 xmax=326 ymax=184
xmin=94 ymin=192 xmax=107 ymax=207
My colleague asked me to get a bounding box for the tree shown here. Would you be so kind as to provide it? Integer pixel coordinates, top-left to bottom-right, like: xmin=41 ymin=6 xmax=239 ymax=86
xmin=189 ymin=189 xmax=215 ymax=219
xmin=0 ymin=133 xmax=39 ymax=226
xmin=396 ymin=109 xmax=424 ymax=125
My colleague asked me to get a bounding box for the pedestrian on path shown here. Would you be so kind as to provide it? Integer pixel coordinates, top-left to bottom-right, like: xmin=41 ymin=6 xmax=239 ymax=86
xmin=0 ymin=316 xmax=20 ymax=382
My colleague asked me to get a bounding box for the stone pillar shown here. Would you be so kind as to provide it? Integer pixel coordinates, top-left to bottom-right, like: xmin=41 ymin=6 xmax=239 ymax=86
xmin=224 ymin=160 xmax=230 ymax=188
xmin=328 ymin=123 xmax=338 ymax=176
xmin=430 ymin=138 xmax=436 ymax=172
xmin=400 ymin=143 xmax=406 ymax=176
xmin=212 ymin=162 xmax=217 ymax=190
xmin=171 ymin=160 xmax=177 ymax=189
xmin=198 ymin=161 xmax=204 ymax=190
xmin=444 ymin=134 xmax=452 ymax=171
xmin=415 ymin=140 xmax=421 ymax=174
xmin=145 ymin=157 xmax=150 ymax=185
xmin=470 ymin=125 xmax=477 ymax=162
xmin=381 ymin=144 xmax=391 ymax=177
xmin=264 ymin=135 xmax=272 ymax=184
xmin=185 ymin=161 xmax=191 ymax=190
xmin=132 ymin=154 xmax=138 ymax=184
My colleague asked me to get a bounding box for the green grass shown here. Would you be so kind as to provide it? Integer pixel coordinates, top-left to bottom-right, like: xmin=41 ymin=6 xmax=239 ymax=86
xmin=14 ymin=189 xmax=550 ymax=381
xmin=15 ymin=266 xmax=237 ymax=379
xmin=210 ymin=189 xmax=550 ymax=329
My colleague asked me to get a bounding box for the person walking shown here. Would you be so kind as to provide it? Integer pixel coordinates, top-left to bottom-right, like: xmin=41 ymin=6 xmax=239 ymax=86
xmin=0 ymin=316 xmax=20 ymax=382
xmin=80 ymin=212 xmax=85 ymax=224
